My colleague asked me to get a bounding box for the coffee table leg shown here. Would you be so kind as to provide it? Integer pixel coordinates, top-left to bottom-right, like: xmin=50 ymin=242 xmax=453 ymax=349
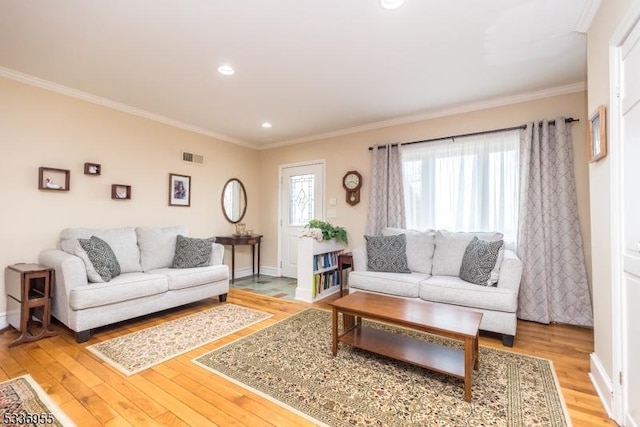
xmin=332 ymin=307 xmax=338 ymax=356
xmin=474 ymin=334 xmax=479 ymax=370
xmin=464 ymin=337 xmax=473 ymax=402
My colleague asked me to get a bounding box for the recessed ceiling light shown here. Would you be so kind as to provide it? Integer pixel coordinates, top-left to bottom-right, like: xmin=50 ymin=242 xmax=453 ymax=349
xmin=217 ymin=65 xmax=235 ymax=76
xmin=380 ymin=0 xmax=405 ymax=10
xmin=261 ymin=122 xmax=272 ymax=129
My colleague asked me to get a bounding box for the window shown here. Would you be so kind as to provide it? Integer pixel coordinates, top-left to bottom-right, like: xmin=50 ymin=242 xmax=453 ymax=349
xmin=402 ymin=130 xmax=520 ymax=243
xmin=289 ymin=174 xmax=315 ymax=226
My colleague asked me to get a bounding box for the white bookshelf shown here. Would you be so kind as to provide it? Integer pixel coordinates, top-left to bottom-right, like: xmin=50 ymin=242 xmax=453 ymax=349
xmin=295 ymin=237 xmax=347 ymax=302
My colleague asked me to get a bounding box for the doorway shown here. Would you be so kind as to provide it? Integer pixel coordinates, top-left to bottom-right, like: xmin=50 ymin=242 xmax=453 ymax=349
xmin=609 ymin=6 xmax=640 ymax=425
xmin=279 ymin=161 xmax=325 ymax=278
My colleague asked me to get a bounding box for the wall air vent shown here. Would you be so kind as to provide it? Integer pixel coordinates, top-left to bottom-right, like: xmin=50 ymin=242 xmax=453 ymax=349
xmin=181 ymin=151 xmax=204 ymax=165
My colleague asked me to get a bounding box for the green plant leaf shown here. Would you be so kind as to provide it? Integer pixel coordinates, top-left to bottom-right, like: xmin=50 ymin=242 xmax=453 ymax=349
xmin=305 ymin=219 xmax=348 ymax=243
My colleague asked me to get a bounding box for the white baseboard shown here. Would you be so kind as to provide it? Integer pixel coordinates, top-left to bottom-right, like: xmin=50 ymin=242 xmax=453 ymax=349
xmin=0 ymin=311 xmax=8 ymax=329
xmin=259 ymin=266 xmax=279 ymax=277
xmin=233 ymin=266 xmax=279 ymax=279
xmin=589 ymin=352 xmax=615 ymax=419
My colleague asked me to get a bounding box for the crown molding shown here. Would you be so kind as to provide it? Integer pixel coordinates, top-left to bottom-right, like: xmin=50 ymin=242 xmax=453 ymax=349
xmin=260 ymin=82 xmax=587 ymax=150
xmin=0 ymin=66 xmax=255 ymax=149
xmin=575 ymin=0 xmax=602 ymax=33
xmin=1 ymin=66 xmax=586 ymax=152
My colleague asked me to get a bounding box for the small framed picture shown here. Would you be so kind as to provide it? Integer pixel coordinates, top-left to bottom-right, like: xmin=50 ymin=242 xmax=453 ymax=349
xmin=589 ymin=105 xmax=607 ymax=163
xmin=169 ymin=173 xmax=191 ymax=207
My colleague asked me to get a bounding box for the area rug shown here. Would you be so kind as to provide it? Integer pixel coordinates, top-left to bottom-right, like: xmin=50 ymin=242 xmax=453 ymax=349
xmin=88 ymin=303 xmax=272 ymax=376
xmin=193 ymin=309 xmax=571 ymax=427
xmin=0 ymin=374 xmax=75 ymax=426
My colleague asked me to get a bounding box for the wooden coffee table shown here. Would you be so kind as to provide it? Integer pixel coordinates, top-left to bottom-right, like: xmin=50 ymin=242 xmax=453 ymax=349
xmin=330 ymin=292 xmax=482 ymax=402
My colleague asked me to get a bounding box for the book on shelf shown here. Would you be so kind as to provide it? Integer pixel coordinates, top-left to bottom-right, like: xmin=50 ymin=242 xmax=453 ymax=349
xmin=313 ymin=269 xmax=341 ymax=295
xmin=312 ymin=251 xmax=340 ymax=271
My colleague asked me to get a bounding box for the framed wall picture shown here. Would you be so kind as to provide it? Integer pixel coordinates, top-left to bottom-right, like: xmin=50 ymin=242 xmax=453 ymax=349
xmin=169 ymin=173 xmax=191 ymax=206
xmin=589 ymin=105 xmax=607 ymax=163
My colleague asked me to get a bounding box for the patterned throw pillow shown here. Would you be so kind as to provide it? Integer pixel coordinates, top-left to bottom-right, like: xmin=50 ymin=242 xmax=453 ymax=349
xmin=78 ymin=236 xmax=122 ymax=282
xmin=459 ymin=237 xmax=504 ymax=286
xmin=365 ymin=234 xmax=411 ymax=273
xmin=172 ymin=235 xmax=216 ymax=269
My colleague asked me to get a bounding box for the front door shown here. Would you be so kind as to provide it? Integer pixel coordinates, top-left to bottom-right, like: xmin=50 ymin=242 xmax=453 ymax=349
xmin=279 ymin=162 xmax=325 ymax=278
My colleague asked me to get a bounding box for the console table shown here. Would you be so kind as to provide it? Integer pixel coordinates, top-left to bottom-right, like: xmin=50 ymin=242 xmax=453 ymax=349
xmin=215 ymin=235 xmax=262 ymax=284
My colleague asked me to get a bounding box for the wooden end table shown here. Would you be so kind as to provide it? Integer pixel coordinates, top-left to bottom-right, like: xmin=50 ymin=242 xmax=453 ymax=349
xmin=330 ymin=292 xmax=482 ymax=402
xmin=4 ymin=263 xmax=57 ymax=347
xmin=338 ymin=252 xmax=353 ymax=296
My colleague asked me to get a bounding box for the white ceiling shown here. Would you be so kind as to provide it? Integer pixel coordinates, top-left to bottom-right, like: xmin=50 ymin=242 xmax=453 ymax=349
xmin=0 ymin=0 xmax=590 ymax=148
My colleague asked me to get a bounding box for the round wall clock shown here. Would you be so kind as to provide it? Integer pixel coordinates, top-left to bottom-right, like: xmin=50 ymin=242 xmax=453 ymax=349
xmin=342 ymin=170 xmax=362 ymax=206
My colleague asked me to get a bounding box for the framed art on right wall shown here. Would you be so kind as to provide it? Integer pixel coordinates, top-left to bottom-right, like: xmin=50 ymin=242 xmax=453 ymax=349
xmin=589 ymin=105 xmax=607 ymax=162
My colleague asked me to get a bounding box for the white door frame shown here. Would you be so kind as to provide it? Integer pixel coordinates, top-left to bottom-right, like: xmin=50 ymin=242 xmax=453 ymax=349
xmin=608 ymin=4 xmax=640 ymax=424
xmin=277 ymin=160 xmax=326 ymax=277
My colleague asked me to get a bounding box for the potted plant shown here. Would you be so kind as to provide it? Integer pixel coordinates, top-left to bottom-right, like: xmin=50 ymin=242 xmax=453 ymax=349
xmin=301 ymin=219 xmax=348 ymax=243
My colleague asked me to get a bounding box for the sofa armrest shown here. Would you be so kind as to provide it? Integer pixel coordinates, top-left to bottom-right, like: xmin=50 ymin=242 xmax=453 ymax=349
xmin=38 ymin=249 xmax=88 ymax=327
xmin=352 ymin=245 xmax=367 ymax=271
xmin=496 ymin=249 xmax=523 ymax=293
xmin=211 ymin=243 xmax=224 ymax=265
xmin=38 ymin=249 xmax=88 ymax=291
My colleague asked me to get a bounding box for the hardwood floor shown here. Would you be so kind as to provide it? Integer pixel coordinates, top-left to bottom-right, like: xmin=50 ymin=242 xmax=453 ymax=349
xmin=0 ymin=289 xmax=614 ymax=426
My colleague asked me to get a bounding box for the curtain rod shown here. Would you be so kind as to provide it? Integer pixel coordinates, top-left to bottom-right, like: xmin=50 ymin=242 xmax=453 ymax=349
xmin=367 ymin=117 xmax=579 ymax=150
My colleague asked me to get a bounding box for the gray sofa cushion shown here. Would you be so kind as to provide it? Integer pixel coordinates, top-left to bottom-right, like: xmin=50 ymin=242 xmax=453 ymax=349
xmin=69 ymin=272 xmax=168 ymax=310
xmin=78 ymin=236 xmax=121 ymax=282
xmin=67 ymin=239 xmax=106 ymax=283
xmin=365 ymin=234 xmax=411 ymax=273
xmin=349 ymin=270 xmax=428 ymax=298
xmin=149 ymin=265 xmax=229 ymax=291
xmin=420 ymin=275 xmax=517 ymax=312
xmin=381 ymin=228 xmax=435 ymax=274
xmin=136 ymin=226 xmax=188 ymax=271
xmin=431 ymin=230 xmax=504 ymax=276
xmin=172 ymin=235 xmax=216 ymax=268
xmin=459 ymin=237 xmax=504 ymax=286
xmin=60 ymin=227 xmax=142 ymax=273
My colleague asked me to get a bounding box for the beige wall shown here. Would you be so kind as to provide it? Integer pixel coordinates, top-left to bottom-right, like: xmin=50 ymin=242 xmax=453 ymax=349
xmin=0 ymin=76 xmax=593 ymax=333
xmin=0 ymin=77 xmax=260 ymax=324
xmin=258 ymin=91 xmax=592 ymax=287
xmin=586 ymin=0 xmax=635 ymax=382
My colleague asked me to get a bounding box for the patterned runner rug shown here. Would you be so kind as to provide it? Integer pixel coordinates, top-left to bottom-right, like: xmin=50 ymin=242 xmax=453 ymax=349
xmin=0 ymin=374 xmax=75 ymax=426
xmin=193 ymin=309 xmax=572 ymax=427
xmin=88 ymin=303 xmax=272 ymax=376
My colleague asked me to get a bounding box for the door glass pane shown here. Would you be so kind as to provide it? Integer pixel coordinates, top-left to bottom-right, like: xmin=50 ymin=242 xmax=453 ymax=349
xmin=289 ymin=174 xmax=314 ymax=226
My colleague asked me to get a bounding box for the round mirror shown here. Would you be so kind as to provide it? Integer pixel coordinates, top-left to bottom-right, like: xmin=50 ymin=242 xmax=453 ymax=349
xmin=221 ymin=178 xmax=247 ymax=224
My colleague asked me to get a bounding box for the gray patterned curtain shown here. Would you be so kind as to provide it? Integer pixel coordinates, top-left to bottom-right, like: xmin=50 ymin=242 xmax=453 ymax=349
xmin=366 ymin=144 xmax=406 ymax=235
xmin=517 ymin=118 xmax=593 ymax=326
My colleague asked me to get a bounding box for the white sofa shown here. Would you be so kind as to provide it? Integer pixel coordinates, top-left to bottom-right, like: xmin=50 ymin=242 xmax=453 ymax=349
xmin=38 ymin=226 xmax=229 ymax=343
xmin=349 ymin=228 xmax=523 ymax=346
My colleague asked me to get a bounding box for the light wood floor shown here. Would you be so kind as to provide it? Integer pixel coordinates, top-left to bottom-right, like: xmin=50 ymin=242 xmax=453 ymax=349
xmin=0 ymin=289 xmax=615 ymax=426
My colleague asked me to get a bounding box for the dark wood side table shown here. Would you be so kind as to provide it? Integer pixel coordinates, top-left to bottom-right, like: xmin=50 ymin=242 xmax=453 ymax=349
xmin=338 ymin=252 xmax=353 ymax=297
xmin=215 ymin=235 xmax=263 ymax=284
xmin=4 ymin=263 xmax=57 ymax=347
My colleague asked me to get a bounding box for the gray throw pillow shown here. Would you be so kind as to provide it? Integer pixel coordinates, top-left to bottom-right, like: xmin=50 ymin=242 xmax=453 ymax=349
xmin=172 ymin=235 xmax=216 ymax=269
xmin=365 ymin=234 xmax=411 ymax=273
xmin=78 ymin=236 xmax=121 ymax=282
xmin=459 ymin=236 xmax=504 ymax=286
